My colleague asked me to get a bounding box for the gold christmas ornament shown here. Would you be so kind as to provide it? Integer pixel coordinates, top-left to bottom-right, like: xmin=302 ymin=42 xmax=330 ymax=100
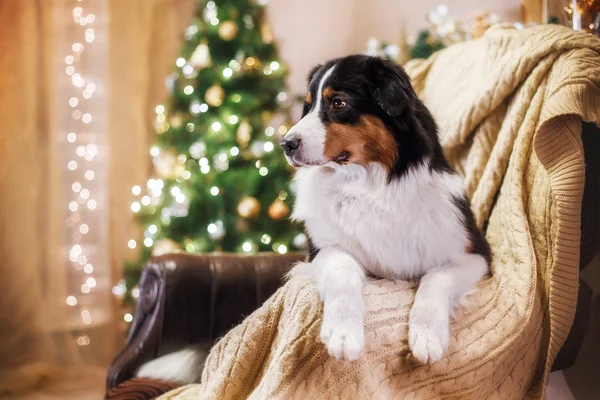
xmin=237 ymin=196 xmax=260 ymax=218
xmin=261 ymin=23 xmax=273 ymax=43
xmin=219 ymin=20 xmax=239 ymax=41
xmin=205 ymin=84 xmax=225 ymax=107
xmin=190 ymin=42 xmax=212 ymax=68
xmin=268 ymin=199 xmax=289 ymax=220
xmin=152 ymin=238 xmax=181 ymax=256
xmin=236 ymin=119 xmax=252 ymax=147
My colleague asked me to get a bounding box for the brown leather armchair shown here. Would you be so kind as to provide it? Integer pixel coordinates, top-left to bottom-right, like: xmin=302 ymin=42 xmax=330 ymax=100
xmin=105 ymin=122 xmax=600 ymax=399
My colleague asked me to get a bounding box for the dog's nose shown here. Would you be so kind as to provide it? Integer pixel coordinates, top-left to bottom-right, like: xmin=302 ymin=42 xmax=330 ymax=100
xmin=280 ymin=136 xmax=300 ymax=156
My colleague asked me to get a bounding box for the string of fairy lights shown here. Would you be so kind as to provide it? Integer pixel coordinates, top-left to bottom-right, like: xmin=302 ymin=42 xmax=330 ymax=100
xmin=123 ymin=0 xmax=308 ymax=277
xmin=61 ymin=0 xmax=113 ymax=343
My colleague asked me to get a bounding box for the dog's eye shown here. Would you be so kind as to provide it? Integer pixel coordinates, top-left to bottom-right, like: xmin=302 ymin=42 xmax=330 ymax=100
xmin=332 ymin=98 xmax=346 ymax=109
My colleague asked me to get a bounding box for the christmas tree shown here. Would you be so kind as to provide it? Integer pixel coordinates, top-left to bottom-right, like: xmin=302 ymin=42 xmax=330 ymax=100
xmin=120 ymin=0 xmax=306 ymax=303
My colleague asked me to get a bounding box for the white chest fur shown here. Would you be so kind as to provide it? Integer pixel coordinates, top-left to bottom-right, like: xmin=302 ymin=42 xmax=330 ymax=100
xmin=291 ymin=162 xmax=470 ymax=280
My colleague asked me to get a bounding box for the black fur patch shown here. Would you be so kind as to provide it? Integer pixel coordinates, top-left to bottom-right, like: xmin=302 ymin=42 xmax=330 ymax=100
xmin=307 ymin=234 xmax=320 ymax=262
xmin=452 ymin=195 xmax=492 ymax=265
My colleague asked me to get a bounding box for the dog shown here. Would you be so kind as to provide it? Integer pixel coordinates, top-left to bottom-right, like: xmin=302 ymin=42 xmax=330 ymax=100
xmin=281 ymin=55 xmax=491 ymax=364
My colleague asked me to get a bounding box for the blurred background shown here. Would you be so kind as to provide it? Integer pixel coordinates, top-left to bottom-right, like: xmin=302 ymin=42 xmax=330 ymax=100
xmin=1 ymin=0 xmax=598 ymax=399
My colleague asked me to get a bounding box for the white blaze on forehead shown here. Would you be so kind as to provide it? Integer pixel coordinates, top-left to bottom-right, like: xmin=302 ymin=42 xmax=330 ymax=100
xmin=285 ymin=65 xmax=335 ymax=165
xmin=287 ymin=65 xmax=335 ymax=135
xmin=312 ymin=65 xmax=335 ymax=115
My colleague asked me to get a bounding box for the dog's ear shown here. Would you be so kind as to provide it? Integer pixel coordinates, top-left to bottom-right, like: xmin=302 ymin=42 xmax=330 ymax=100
xmin=367 ymin=58 xmax=413 ymax=118
xmin=307 ymin=64 xmax=323 ymax=85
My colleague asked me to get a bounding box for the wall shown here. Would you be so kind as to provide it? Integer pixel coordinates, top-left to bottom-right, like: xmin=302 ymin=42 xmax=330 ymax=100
xmin=268 ymin=0 xmax=522 ymax=95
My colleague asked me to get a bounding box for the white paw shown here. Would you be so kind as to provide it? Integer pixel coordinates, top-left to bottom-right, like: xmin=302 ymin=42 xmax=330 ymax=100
xmin=408 ymin=301 xmax=449 ymax=364
xmin=320 ymin=320 xmax=364 ymax=361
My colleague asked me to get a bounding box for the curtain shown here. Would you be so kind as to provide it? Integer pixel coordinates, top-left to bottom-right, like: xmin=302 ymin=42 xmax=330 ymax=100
xmin=0 ymin=0 xmax=193 ymax=396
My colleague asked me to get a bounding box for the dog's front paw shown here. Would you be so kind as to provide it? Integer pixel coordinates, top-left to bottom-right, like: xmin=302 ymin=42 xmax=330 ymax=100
xmin=320 ymin=319 xmax=364 ymax=361
xmin=408 ymin=300 xmax=449 ymax=364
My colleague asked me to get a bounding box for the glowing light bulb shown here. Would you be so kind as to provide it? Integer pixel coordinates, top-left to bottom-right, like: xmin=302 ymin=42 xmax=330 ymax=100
xmin=124 ymin=313 xmax=133 ymax=322
xmin=144 ymin=238 xmax=153 ymax=247
xmin=84 ymin=264 xmax=93 ymax=273
xmin=128 ymin=239 xmax=136 ymax=249
xmin=184 ymin=85 xmax=194 ymax=95
xmin=79 ymin=224 xmax=89 ymax=234
xmin=242 ymin=241 xmax=253 ymax=252
xmin=270 ymin=61 xmax=280 ymax=70
xmin=176 ymin=58 xmax=186 ymax=67
xmin=148 ymin=225 xmax=158 ymax=234
xmin=264 ymin=142 xmax=274 ymax=152
xmin=199 ymin=103 xmax=209 ymax=112
xmin=66 ymin=296 xmax=77 ymax=306
xmin=67 ymin=132 xmax=77 ymax=142
xmin=229 ymin=115 xmax=239 ymax=124
xmin=85 ymin=170 xmax=94 ymax=180
xmin=87 ymin=199 xmax=97 ymax=210
xmin=211 ymin=122 xmax=221 ymax=131
xmin=150 ymin=147 xmax=160 ymax=157
xmin=68 ymin=161 xmax=78 ymax=171
xmin=69 ymin=97 xmax=79 ymax=107
xmin=210 ymin=186 xmax=219 ymax=196
xmin=155 ymin=105 xmax=165 ymax=114
xmin=230 ymin=147 xmax=239 ymax=156
xmin=223 ymin=68 xmax=233 ymax=78
xmin=277 ymin=244 xmax=288 ymax=254
xmin=131 ymin=202 xmax=141 ymax=212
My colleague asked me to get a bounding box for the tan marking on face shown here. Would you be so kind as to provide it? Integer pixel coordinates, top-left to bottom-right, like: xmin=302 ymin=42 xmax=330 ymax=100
xmin=322 ymin=87 xmax=335 ymax=100
xmin=323 ymin=115 xmax=398 ymax=171
xmin=305 ymin=92 xmax=312 ymax=104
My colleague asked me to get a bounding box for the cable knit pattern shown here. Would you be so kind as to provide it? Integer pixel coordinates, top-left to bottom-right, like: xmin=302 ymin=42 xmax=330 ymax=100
xmin=158 ymin=25 xmax=600 ymax=400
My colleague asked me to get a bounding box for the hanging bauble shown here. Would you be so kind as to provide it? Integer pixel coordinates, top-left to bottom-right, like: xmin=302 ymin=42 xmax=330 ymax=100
xmin=293 ymin=233 xmax=308 ymax=249
xmin=154 ymin=151 xmax=178 ymax=179
xmin=236 ymin=119 xmax=252 ymax=147
xmin=205 ymin=84 xmax=225 ymax=107
xmin=261 ymin=23 xmax=274 ymax=43
xmin=218 ymin=21 xmax=239 ymax=41
xmin=237 ymin=196 xmax=260 ymax=218
xmin=261 ymin=110 xmax=274 ymax=122
xmin=190 ymin=42 xmax=212 ymax=68
xmin=268 ymin=199 xmax=289 ymax=220
xmin=152 ymin=238 xmax=181 ymax=256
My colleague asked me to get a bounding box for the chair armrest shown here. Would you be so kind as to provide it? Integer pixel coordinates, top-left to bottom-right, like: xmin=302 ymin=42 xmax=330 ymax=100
xmin=106 ymin=252 xmax=305 ymax=390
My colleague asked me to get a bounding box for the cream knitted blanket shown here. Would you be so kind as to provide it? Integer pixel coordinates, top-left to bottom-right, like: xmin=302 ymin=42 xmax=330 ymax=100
xmin=160 ymin=25 xmax=600 ymax=399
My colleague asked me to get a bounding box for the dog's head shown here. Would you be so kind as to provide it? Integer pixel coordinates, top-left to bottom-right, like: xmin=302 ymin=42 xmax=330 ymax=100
xmin=281 ymin=55 xmax=447 ymax=177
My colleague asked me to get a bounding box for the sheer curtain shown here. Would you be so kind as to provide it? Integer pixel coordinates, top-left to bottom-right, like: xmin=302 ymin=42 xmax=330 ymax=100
xmin=0 ymin=0 xmax=193 ymax=396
